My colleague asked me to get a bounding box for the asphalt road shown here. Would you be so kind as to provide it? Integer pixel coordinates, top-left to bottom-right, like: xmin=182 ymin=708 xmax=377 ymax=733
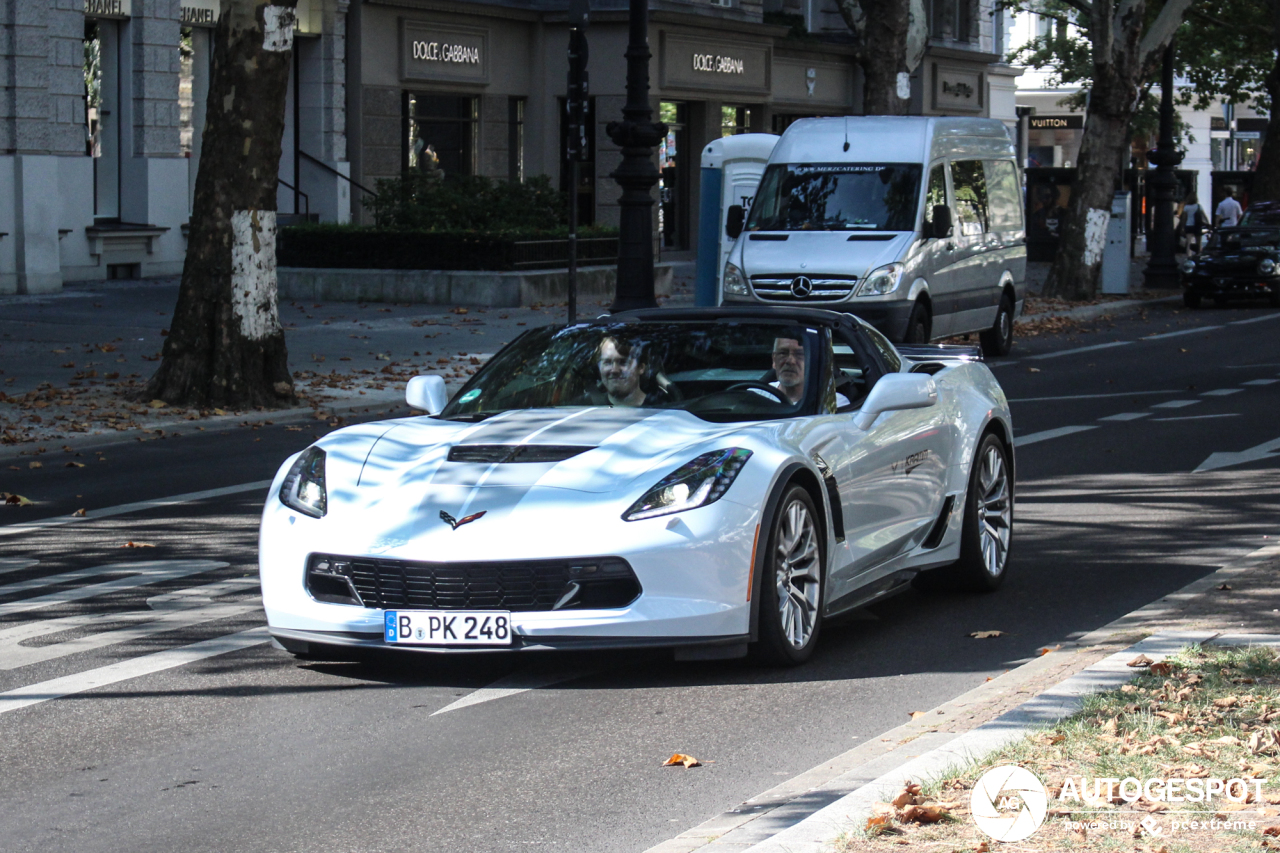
xmin=1 ymin=299 xmax=1278 ymax=853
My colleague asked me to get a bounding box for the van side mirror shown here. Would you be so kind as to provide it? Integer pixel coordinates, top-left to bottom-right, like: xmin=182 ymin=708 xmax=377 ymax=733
xmin=726 ymin=205 xmax=745 ymax=239
xmin=930 ymin=205 xmax=952 ymax=239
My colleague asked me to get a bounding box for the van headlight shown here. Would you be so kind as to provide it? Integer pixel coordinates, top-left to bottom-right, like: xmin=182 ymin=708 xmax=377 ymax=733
xmin=1180 ymin=258 xmax=1197 ymax=274
xmin=724 ymin=263 xmax=748 ymax=296
xmin=280 ymin=447 xmax=327 ymax=518
xmin=1259 ymin=258 xmax=1277 ymax=276
xmin=854 ymin=263 xmax=904 ymax=297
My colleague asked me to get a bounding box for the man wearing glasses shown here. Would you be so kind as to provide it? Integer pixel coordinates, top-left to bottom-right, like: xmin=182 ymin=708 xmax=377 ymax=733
xmin=770 ymin=337 xmax=849 ymax=408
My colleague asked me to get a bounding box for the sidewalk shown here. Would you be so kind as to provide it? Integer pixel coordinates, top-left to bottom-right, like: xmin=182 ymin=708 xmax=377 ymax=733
xmin=646 ymin=540 xmax=1280 ymax=852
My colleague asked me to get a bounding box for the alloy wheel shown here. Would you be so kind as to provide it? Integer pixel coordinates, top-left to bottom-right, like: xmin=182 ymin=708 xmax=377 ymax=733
xmin=976 ymin=444 xmax=1011 ymax=578
xmin=774 ymin=498 xmax=821 ymax=648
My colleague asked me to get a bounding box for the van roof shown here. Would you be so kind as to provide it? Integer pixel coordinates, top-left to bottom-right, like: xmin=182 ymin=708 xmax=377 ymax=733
xmin=771 ymin=116 xmax=1015 ymax=165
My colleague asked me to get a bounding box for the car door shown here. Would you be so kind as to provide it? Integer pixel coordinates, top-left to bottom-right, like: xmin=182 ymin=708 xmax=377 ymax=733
xmin=948 ymin=159 xmax=998 ymax=332
xmin=804 ymin=326 xmax=950 ymax=604
xmin=917 ymin=161 xmax=960 ymax=337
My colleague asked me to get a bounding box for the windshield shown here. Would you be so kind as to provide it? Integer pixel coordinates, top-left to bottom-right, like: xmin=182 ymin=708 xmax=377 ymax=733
xmin=745 ymin=163 xmax=922 ymax=232
xmin=439 ymin=322 xmax=827 ymax=423
xmin=1209 ymin=228 xmax=1280 ymax=251
xmin=1240 ymin=208 xmax=1280 ymax=227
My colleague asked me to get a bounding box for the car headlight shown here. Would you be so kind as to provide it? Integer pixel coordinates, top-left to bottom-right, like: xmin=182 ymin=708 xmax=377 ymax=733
xmin=1259 ymin=258 xmax=1277 ymax=276
xmin=854 ymin=263 xmax=904 ymax=297
xmin=1180 ymin=258 xmax=1197 ymax=274
xmin=623 ymin=448 xmax=752 ymax=521
xmin=723 ymin=262 xmax=748 ymax=296
xmin=279 ymin=447 xmax=327 ymax=518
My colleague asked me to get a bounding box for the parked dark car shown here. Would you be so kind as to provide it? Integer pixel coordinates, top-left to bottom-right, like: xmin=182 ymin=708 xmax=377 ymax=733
xmin=1241 ymin=200 xmax=1280 ymax=227
xmin=1180 ymin=225 xmax=1280 ymax=308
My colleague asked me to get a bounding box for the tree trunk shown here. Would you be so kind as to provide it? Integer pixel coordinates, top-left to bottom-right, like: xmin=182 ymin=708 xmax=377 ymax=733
xmin=837 ymin=0 xmax=916 ymax=116
xmin=1251 ymin=3 xmax=1280 ymax=200
xmin=1042 ymin=71 xmax=1135 ymax=299
xmin=145 ymin=1 xmax=297 ymax=409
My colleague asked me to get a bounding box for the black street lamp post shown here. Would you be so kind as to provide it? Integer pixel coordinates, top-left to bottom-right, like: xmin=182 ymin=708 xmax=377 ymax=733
xmin=606 ymin=0 xmax=666 ymax=312
xmin=1143 ymin=40 xmax=1183 ymax=289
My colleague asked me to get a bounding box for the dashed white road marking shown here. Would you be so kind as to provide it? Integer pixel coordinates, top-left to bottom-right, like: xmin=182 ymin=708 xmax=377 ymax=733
xmin=0 ymin=559 xmax=38 ymax=576
xmin=1201 ymin=388 xmax=1243 ymax=396
xmin=1024 ymin=341 xmax=1131 ymax=361
xmin=1143 ymin=326 xmax=1223 ymax=340
xmin=1098 ymin=412 xmax=1151 ymax=422
xmin=431 ymin=668 xmax=596 ymax=716
xmin=0 ymin=627 xmax=269 ymax=715
xmin=1228 ymin=313 xmax=1280 ymax=325
xmin=1242 ymin=378 xmax=1279 ymax=386
xmin=1007 ymin=390 xmax=1181 ymax=403
xmin=1013 ymin=425 xmax=1097 ymax=447
xmin=1152 ymin=413 xmax=1242 ymax=422
xmin=0 ymin=560 xmax=228 ymax=618
xmin=1150 ymin=400 xmax=1200 ymax=409
xmin=0 ymin=481 xmax=274 ymax=538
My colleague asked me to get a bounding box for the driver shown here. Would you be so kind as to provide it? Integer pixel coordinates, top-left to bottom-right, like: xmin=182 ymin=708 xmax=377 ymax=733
xmin=596 ymin=336 xmax=663 ymax=407
xmin=770 ymin=337 xmax=850 ymax=408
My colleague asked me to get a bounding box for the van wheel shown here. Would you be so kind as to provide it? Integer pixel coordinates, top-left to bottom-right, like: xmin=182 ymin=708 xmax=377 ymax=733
xmin=980 ymin=294 xmax=1015 ymax=357
xmin=1183 ymin=291 xmax=1202 ymax=309
xmin=904 ymin=301 xmax=931 ymax=344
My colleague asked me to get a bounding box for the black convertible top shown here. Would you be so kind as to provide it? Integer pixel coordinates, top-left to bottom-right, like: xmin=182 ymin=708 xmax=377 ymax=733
xmin=606 ymin=305 xmax=859 ymax=330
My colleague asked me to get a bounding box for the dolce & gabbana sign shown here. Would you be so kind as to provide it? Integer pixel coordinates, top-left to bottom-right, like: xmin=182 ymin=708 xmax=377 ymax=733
xmin=662 ymin=34 xmax=769 ymax=94
xmin=401 ymin=21 xmax=489 ymax=84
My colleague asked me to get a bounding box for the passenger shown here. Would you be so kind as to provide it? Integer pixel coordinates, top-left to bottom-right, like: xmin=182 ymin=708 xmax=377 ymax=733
xmin=596 ymin=336 xmax=670 ymax=407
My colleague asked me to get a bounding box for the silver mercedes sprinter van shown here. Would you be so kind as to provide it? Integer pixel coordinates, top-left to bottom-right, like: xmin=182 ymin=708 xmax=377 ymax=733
xmin=721 ymin=116 xmax=1026 ymax=355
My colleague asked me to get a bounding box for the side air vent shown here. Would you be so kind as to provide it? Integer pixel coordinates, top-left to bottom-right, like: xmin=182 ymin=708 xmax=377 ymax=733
xmin=447 ymin=445 xmax=593 ymax=464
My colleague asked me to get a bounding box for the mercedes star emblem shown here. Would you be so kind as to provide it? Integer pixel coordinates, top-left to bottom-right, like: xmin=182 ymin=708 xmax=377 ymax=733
xmin=790 ymin=276 xmax=814 ymax=298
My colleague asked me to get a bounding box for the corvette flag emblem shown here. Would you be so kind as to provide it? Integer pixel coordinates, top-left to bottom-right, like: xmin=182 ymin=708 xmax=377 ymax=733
xmin=440 ymin=510 xmax=486 ymax=530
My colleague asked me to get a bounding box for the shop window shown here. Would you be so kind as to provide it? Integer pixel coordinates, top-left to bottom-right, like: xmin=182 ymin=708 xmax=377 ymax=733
xmin=929 ymin=0 xmax=977 ymax=42
xmin=721 ymin=105 xmax=753 ymax=137
xmin=84 ymin=17 xmax=119 ymax=219
xmin=404 ymin=93 xmax=478 ymax=179
xmin=179 ymin=29 xmax=194 ymax=157
xmin=659 ymin=101 xmax=689 ymax=251
xmin=508 ymin=97 xmax=525 ymax=183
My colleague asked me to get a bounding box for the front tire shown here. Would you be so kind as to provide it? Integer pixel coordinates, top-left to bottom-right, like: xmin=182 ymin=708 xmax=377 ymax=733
xmin=904 ymin=301 xmax=932 ymax=344
xmin=980 ymin=293 xmax=1015 ymax=357
xmin=1183 ymin=290 xmax=1202 ymax=309
xmin=753 ymin=485 xmax=824 ymax=665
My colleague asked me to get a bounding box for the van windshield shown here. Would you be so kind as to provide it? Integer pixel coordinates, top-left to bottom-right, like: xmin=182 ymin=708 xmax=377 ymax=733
xmin=745 ymin=163 xmax=922 ymax=232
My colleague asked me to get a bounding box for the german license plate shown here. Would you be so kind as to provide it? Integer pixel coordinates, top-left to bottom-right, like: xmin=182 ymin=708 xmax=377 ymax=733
xmin=383 ymin=610 xmax=513 ymax=646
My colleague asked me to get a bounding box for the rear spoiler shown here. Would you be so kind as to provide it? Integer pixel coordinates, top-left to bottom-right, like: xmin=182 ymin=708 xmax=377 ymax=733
xmin=896 ymin=343 xmax=983 ymax=373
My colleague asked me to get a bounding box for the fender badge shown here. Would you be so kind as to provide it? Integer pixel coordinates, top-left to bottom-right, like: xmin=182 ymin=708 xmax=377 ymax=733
xmin=440 ymin=510 xmax=486 ymax=530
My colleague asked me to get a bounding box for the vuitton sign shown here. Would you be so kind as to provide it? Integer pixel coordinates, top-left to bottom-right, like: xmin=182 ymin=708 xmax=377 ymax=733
xmin=662 ymin=34 xmax=769 ymax=94
xmin=401 ymin=20 xmax=489 ymax=84
xmin=1029 ymin=115 xmax=1083 ymax=130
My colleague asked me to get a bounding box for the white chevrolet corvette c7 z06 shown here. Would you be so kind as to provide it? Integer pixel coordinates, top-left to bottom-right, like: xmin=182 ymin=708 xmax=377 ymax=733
xmin=259 ymin=307 xmax=1014 ymax=665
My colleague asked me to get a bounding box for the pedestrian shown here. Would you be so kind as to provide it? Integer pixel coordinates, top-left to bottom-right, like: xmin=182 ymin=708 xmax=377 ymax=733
xmin=1181 ymin=193 xmax=1209 ymax=255
xmin=1215 ymin=187 xmax=1244 ymax=229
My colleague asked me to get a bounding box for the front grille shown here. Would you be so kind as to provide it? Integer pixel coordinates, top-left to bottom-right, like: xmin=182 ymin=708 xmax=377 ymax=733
xmin=750 ymin=275 xmax=857 ymax=302
xmin=447 ymin=445 xmax=593 ymax=464
xmin=306 ymin=554 xmax=641 ymax=611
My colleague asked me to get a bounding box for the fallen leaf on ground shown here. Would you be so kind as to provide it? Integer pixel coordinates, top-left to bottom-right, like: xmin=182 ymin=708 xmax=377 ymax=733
xmin=149 ymin=399 xmax=167 ymax=409
xmin=900 ymin=803 xmax=948 ymax=823
xmin=1217 ymin=583 xmax=1233 ymax=591
xmin=1 ymin=493 xmax=34 ymax=506
xmin=1150 ymin=661 xmax=1174 ymax=676
xmin=120 ymin=541 xmax=156 ymax=549
xmin=65 ymin=461 xmax=84 ymax=468
xmin=1251 ymin=729 xmax=1280 ymax=755
xmin=1039 ymin=645 xmax=1059 ymax=656
xmin=72 ymin=508 xmax=86 ymax=517
xmin=1028 ymin=367 xmax=1041 ymax=373
xmin=28 ymin=461 xmax=42 ymax=469
xmin=1265 ymin=825 xmax=1280 ymax=837
xmin=909 ymin=711 xmax=928 ymax=720
xmin=1127 ymin=654 xmax=1154 ymax=667
xmin=969 ymin=630 xmax=1004 ymax=639
xmin=1214 ymin=695 xmax=1240 ymax=708
xmin=663 ymin=753 xmax=700 ymax=768
xmin=864 ymin=813 xmax=898 ymax=835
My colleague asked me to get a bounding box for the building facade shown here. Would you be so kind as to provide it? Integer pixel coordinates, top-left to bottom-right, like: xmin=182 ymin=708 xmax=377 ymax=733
xmin=2 ymin=0 xmax=1015 ymax=294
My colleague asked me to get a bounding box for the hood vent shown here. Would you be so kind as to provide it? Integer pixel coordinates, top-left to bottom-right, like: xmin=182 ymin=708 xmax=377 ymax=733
xmin=448 ymin=444 xmax=594 ymax=464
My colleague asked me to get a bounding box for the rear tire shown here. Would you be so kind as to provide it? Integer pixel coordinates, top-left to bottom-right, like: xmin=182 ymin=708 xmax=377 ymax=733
xmin=980 ymin=293 xmax=1015 ymax=357
xmin=1183 ymin=290 xmax=1202 ymax=309
xmin=913 ymin=433 xmax=1012 ymax=593
xmin=752 ymin=485 xmax=824 ymax=666
xmin=904 ymin=301 xmax=932 ymax=344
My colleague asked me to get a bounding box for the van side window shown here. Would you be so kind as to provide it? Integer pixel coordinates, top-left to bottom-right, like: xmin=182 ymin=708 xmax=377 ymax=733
xmin=923 ymin=164 xmax=948 ymax=232
xmin=951 ymin=160 xmax=989 ymax=236
xmin=983 ymin=160 xmax=1023 ymax=231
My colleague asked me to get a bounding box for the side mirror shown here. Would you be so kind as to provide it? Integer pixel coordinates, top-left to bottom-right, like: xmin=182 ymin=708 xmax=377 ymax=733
xmin=726 ymin=205 xmax=745 ymax=239
xmin=930 ymin=205 xmax=952 ymax=239
xmin=853 ymin=373 xmax=937 ymax=430
xmin=405 ymin=375 xmax=448 ymax=415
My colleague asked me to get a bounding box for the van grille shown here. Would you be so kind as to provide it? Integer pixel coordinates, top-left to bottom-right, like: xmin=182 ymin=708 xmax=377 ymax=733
xmin=751 ymin=275 xmax=857 ymax=302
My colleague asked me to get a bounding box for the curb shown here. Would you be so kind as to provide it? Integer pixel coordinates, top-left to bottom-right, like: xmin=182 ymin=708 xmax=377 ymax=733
xmin=1017 ymin=294 xmax=1181 ymax=327
xmin=649 ymin=537 xmax=1280 ymax=853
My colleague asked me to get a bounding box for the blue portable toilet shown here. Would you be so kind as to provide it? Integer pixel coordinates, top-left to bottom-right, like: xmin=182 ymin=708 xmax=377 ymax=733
xmin=696 ymin=133 xmax=779 ymax=306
